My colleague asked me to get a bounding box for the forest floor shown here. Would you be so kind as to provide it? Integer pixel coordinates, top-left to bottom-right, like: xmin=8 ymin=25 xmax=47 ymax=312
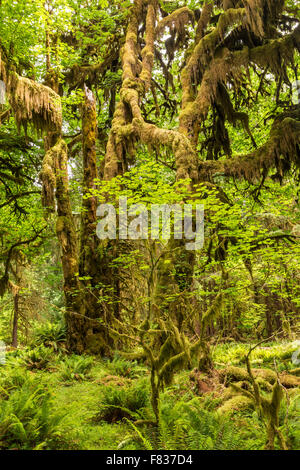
xmin=1 ymin=341 xmax=299 ymax=450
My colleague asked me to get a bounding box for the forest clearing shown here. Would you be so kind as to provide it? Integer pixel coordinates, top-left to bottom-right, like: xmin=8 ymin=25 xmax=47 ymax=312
xmin=0 ymin=0 xmax=299 ymax=452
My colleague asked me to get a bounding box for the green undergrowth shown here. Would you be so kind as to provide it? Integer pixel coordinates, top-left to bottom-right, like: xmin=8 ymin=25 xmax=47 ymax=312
xmin=212 ymin=340 xmax=299 ymax=369
xmin=0 ymin=342 xmax=299 ymax=450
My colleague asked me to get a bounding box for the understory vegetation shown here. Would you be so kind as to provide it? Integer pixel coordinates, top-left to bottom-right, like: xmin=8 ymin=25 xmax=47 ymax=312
xmin=0 ymin=0 xmax=299 ymax=451
xmin=0 ymin=339 xmax=299 ymax=450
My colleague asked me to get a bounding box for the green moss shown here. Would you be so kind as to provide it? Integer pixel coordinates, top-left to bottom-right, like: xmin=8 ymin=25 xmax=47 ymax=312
xmin=217 ymin=395 xmax=254 ymax=415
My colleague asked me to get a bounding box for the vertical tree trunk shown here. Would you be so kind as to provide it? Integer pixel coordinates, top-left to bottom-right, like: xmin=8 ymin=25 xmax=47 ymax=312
xmin=11 ymin=286 xmax=19 ymax=348
xmin=11 ymin=263 xmax=21 ymax=348
xmin=54 ymin=139 xmax=86 ymax=352
xmin=51 ymin=88 xmax=114 ymax=354
xmin=77 ymin=86 xmax=112 ymax=353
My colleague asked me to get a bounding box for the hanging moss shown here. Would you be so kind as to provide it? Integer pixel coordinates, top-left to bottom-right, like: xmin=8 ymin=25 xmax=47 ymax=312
xmin=199 ymin=112 xmax=300 ymax=183
xmin=155 ymin=6 xmax=194 ymax=39
xmin=243 ymin=0 xmax=285 ymax=37
xmin=180 ymin=7 xmax=246 ymax=114
xmin=7 ymin=72 xmax=62 ymax=134
xmin=40 ymin=146 xmax=57 ymax=211
xmin=202 ymin=292 xmax=223 ymax=328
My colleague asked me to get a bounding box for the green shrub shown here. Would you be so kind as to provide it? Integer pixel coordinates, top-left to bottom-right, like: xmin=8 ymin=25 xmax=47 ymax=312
xmin=0 ymin=381 xmax=66 ymax=449
xmin=107 ymin=354 xmax=147 ymax=378
xmin=33 ymin=322 xmax=66 ymax=351
xmin=0 ymin=367 xmax=36 ymax=398
xmin=22 ymin=346 xmax=53 ymax=371
xmin=213 ymin=342 xmax=298 ymax=367
xmin=95 ymin=381 xmax=149 ymax=423
xmin=279 ymin=391 xmax=300 ymax=450
xmin=59 ymin=355 xmax=94 ymax=382
xmin=126 ymin=396 xmax=264 ymax=450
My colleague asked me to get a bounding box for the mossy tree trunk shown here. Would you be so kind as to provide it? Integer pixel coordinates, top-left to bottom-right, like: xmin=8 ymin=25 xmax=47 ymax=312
xmin=53 ymin=138 xmax=86 ymax=353
xmin=77 ymin=86 xmax=112 ymax=354
xmin=53 ymin=88 xmax=114 ymax=354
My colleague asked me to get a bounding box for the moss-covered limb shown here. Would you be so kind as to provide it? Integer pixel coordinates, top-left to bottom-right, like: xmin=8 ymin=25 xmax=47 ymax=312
xmin=155 ymin=6 xmax=194 ymax=39
xmin=216 ymin=83 xmax=257 ymax=147
xmin=243 ymin=0 xmax=264 ymax=38
xmin=158 ymin=350 xmax=187 ymax=382
xmin=201 ymin=292 xmax=223 ymax=330
xmin=133 ymin=118 xmax=198 ymax=183
xmin=197 ymin=293 xmax=223 ymax=373
xmin=249 ymin=24 xmax=300 ymax=74
xmin=140 ymin=0 xmax=157 ymax=92
xmin=10 ymin=73 xmax=62 ymax=133
xmin=180 ymin=7 xmax=246 ymax=113
xmin=0 ymin=51 xmax=62 ymax=134
xmin=104 ymin=0 xmax=199 ymax=183
xmin=54 ymin=139 xmax=78 ymax=273
xmin=180 ymin=24 xmax=299 ymax=136
xmin=0 ymin=228 xmax=46 ymax=298
xmin=228 ymin=375 xmax=288 ymax=449
xmin=262 ymin=380 xmax=288 ymax=450
xmin=121 ymin=0 xmax=143 ymax=84
xmin=198 ymin=114 xmax=300 ymax=183
xmin=245 ymin=348 xmax=262 ymax=409
xmin=103 ymin=0 xmax=144 ymax=179
xmin=105 ymin=0 xmax=199 ymax=182
xmin=195 ymin=2 xmax=214 ymax=44
xmin=225 ymin=116 xmax=300 ymax=181
xmin=64 ymin=48 xmax=120 ymax=89
xmin=180 ymin=48 xmax=248 ymax=136
xmin=154 ymin=48 xmax=175 ymax=92
xmin=198 ymin=341 xmax=215 ymax=374
xmin=104 ymin=102 xmax=128 ymax=179
xmin=221 ymin=341 xmax=289 ymax=449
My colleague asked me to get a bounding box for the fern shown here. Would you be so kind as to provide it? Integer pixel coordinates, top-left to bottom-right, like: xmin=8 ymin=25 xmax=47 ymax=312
xmin=59 ymin=354 xmax=93 ymax=382
xmin=0 ymin=380 xmax=66 ymax=449
xmin=124 ymin=418 xmax=154 ymax=450
xmin=33 ymin=322 xmax=66 ymax=351
xmin=95 ymin=381 xmax=149 ymax=423
xmin=21 ymin=346 xmax=53 ymax=371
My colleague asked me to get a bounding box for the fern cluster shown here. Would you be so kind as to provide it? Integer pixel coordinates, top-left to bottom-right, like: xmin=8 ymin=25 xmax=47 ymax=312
xmin=33 ymin=321 xmax=66 ymax=351
xmin=21 ymin=345 xmax=54 ymax=371
xmin=0 ymin=372 xmax=67 ymax=449
xmin=59 ymin=354 xmax=94 ymax=382
xmin=95 ymin=379 xmax=149 ymax=423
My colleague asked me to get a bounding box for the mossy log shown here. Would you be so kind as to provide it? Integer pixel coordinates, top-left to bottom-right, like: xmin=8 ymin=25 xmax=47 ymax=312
xmin=217 ymin=395 xmax=254 ymax=414
xmin=219 ymin=365 xmax=300 ymax=388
